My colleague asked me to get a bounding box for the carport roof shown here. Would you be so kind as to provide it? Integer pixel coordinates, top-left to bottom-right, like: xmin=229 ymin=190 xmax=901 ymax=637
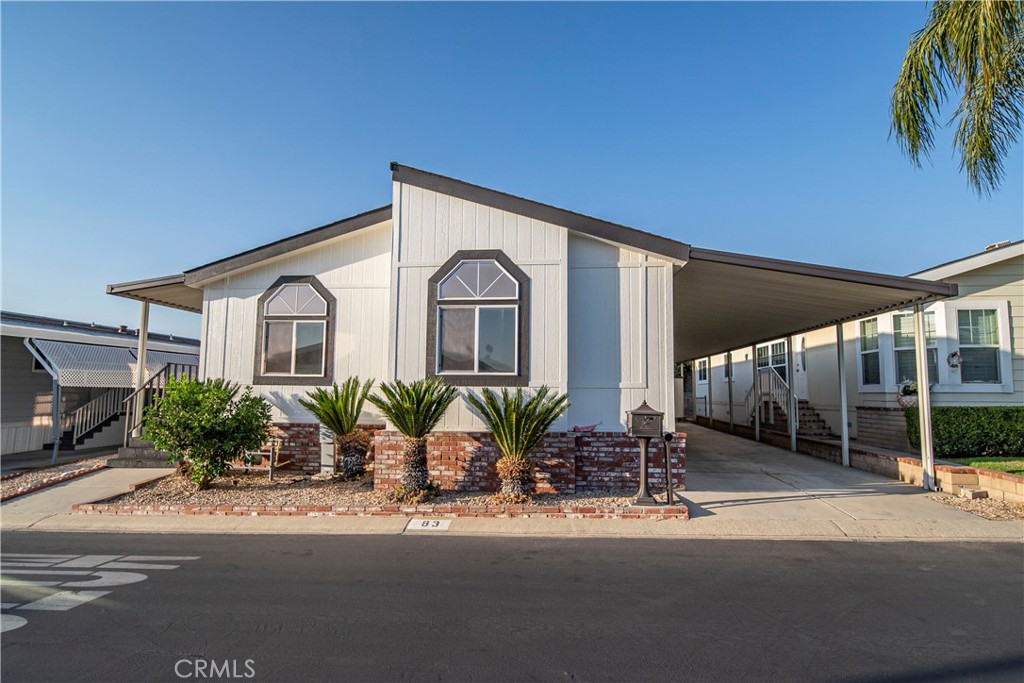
xmin=673 ymin=248 xmax=957 ymax=361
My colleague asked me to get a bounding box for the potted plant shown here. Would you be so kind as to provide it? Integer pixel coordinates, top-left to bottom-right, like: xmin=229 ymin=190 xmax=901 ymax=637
xmin=299 ymin=377 xmax=375 ymax=478
xmin=465 ymin=386 xmax=570 ymax=503
xmin=368 ymin=378 xmax=458 ymax=502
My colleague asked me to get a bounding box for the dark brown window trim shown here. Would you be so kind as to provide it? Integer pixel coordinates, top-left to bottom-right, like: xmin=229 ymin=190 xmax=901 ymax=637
xmin=253 ymin=276 xmax=336 ymax=387
xmin=425 ymin=250 xmax=530 ymax=388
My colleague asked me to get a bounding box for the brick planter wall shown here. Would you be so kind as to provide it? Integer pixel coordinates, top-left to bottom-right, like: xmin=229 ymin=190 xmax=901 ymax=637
xmin=573 ymin=433 xmax=686 ymax=493
xmin=373 ymin=431 xmax=686 ymax=495
xmin=856 ymin=407 xmax=914 ymax=452
xmin=267 ymin=423 xmax=321 ymax=473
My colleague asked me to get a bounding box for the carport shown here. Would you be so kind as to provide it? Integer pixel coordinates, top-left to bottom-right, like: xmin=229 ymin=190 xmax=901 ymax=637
xmin=672 ymin=248 xmax=958 ymax=490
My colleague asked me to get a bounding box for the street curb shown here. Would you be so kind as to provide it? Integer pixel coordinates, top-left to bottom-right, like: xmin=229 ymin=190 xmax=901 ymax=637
xmin=1 ymin=464 xmax=108 ymax=503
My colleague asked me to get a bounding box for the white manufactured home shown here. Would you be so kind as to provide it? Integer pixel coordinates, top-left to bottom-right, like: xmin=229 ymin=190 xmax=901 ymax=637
xmin=107 ymin=163 xmax=957 ymax=491
xmin=691 ymin=240 xmax=1022 ymax=452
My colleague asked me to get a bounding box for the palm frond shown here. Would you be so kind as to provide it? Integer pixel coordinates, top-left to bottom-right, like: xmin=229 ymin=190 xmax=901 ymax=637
xmin=890 ymin=0 xmax=1024 ymax=194
xmin=368 ymin=378 xmax=459 ymax=438
xmin=299 ymin=377 xmax=375 ymax=437
xmin=465 ymin=386 xmax=570 ymax=460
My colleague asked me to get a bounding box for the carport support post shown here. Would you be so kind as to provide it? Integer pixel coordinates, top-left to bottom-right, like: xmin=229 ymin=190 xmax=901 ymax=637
xmin=835 ymin=324 xmax=850 ymax=467
xmin=787 ymin=335 xmax=797 ymax=452
xmin=132 ymin=301 xmax=150 ymax=439
xmin=50 ymin=377 xmax=61 ymax=465
xmin=726 ymin=352 xmax=735 ymax=434
xmin=707 ymin=357 xmax=714 ymax=427
xmin=752 ymin=345 xmax=760 ymax=442
xmin=913 ymin=304 xmax=936 ymax=490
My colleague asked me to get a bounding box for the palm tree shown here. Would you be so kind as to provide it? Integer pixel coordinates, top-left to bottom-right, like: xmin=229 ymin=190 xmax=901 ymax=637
xmin=465 ymin=386 xmax=570 ymax=503
xmin=299 ymin=378 xmax=374 ymax=478
xmin=368 ymin=378 xmax=459 ymax=501
xmin=890 ymin=0 xmax=1023 ymax=195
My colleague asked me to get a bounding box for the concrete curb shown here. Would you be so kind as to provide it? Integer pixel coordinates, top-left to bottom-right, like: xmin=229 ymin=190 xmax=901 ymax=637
xmin=0 ymin=464 xmax=108 ymax=503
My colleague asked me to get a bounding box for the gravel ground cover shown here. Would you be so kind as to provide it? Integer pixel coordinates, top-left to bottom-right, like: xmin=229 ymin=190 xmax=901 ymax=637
xmin=1 ymin=457 xmax=110 ymax=500
xmin=929 ymin=494 xmax=1024 ymax=521
xmin=110 ymin=470 xmax=641 ymax=509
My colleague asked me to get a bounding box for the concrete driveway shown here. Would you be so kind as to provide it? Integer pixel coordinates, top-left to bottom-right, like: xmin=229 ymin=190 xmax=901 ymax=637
xmin=680 ymin=423 xmax=1009 ymax=532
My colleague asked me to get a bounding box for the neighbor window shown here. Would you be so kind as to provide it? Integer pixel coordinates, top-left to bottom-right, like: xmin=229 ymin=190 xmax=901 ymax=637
xmin=859 ymin=318 xmax=880 ymax=385
xmin=697 ymin=359 xmax=708 ymax=383
xmin=958 ymin=309 xmax=1000 ymax=383
xmin=893 ymin=312 xmax=937 ymax=385
xmin=254 ymin=277 xmax=334 ymax=385
xmin=756 ymin=341 xmax=787 ymax=382
xmin=427 ymin=251 xmax=530 ymax=387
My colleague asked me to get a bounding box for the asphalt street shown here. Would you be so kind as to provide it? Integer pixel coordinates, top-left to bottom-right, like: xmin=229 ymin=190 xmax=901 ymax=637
xmin=1 ymin=532 xmax=1021 ymax=683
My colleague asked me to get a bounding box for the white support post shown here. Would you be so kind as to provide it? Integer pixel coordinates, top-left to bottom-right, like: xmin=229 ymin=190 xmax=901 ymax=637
xmin=836 ymin=324 xmax=850 ymax=467
xmin=707 ymin=357 xmax=714 ymax=427
xmin=914 ymin=303 xmax=936 ymax=490
xmin=787 ymin=335 xmax=797 ymax=452
xmin=752 ymin=345 xmax=760 ymax=442
xmin=50 ymin=378 xmax=61 ymax=465
xmin=132 ymin=301 xmax=150 ymax=439
xmin=727 ymin=351 xmax=735 ymax=434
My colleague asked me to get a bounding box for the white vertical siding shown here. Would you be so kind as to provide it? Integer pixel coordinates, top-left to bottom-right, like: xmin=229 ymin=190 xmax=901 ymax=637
xmin=199 ymin=222 xmax=393 ymax=423
xmin=566 ymin=234 xmax=673 ymax=431
xmin=390 ymin=182 xmax=569 ymax=431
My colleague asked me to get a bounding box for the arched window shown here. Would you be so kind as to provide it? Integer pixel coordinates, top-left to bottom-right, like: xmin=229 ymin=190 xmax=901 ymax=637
xmin=254 ymin=276 xmax=334 ymax=385
xmin=426 ymin=250 xmax=530 ymax=387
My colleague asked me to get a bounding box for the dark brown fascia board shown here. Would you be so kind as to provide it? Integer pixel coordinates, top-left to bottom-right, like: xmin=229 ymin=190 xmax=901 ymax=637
xmin=106 ymin=273 xmax=189 ymax=294
xmin=687 ymin=247 xmax=959 ymax=298
xmin=182 ymin=205 xmax=393 ymax=285
xmin=391 ymin=163 xmax=691 ymax=263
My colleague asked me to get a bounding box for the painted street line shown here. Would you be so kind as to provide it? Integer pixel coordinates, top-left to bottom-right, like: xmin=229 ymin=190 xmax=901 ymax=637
xmin=18 ymin=591 xmax=110 ymax=611
xmin=0 ymin=554 xmax=199 ymax=633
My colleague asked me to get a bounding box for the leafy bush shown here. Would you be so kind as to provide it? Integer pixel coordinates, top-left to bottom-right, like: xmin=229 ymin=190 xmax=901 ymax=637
xmin=144 ymin=378 xmax=272 ymax=490
xmin=299 ymin=378 xmax=374 ymax=477
xmin=906 ymin=406 xmax=1024 ymax=457
xmin=465 ymin=386 xmax=570 ymax=502
xmin=368 ymin=378 xmax=458 ymax=501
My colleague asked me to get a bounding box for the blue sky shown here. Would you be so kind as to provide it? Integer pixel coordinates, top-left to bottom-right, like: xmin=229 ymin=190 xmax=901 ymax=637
xmin=3 ymin=2 xmax=1021 ymax=338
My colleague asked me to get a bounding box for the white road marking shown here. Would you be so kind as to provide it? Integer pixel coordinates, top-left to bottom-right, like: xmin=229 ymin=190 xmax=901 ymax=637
xmin=17 ymin=591 xmax=110 ymax=611
xmin=121 ymin=556 xmax=200 ymax=562
xmin=61 ymin=572 xmax=148 ymax=588
xmin=0 ymin=578 xmax=63 ymax=587
xmin=0 ymin=614 xmax=28 ymax=633
xmin=100 ymin=562 xmax=181 ymax=570
xmin=51 ymin=555 xmax=123 ymax=568
xmin=2 ymin=555 xmax=75 ymax=559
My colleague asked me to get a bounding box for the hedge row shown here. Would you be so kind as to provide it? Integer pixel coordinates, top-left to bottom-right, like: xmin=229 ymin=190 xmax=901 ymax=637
xmin=905 ymin=406 xmax=1024 ymax=457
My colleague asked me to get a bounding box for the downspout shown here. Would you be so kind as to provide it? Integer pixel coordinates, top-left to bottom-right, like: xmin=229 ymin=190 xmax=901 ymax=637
xmin=23 ymin=339 xmax=61 ymax=465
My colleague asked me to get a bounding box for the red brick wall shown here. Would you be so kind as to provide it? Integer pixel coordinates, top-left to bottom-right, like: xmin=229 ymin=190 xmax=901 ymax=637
xmin=574 ymin=433 xmax=686 ymax=493
xmin=372 ymin=431 xmax=686 ymax=495
xmin=373 ymin=431 xmax=576 ymax=494
xmin=267 ymin=423 xmax=321 ymax=473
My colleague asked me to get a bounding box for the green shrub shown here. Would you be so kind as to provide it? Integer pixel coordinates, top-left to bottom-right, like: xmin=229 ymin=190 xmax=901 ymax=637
xmin=906 ymin=406 xmax=1024 ymax=457
xmin=144 ymin=378 xmax=272 ymax=490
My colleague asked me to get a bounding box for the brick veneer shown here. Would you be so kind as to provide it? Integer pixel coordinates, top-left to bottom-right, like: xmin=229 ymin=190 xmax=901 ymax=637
xmin=373 ymin=431 xmax=686 ymax=495
xmin=267 ymin=423 xmax=321 ymax=473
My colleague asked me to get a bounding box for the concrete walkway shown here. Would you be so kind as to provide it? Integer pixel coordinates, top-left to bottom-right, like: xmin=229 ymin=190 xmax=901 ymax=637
xmin=0 ymin=447 xmax=118 ymax=474
xmin=1 ymin=428 xmax=1020 ymax=541
xmin=1 ymin=468 xmax=172 ymax=530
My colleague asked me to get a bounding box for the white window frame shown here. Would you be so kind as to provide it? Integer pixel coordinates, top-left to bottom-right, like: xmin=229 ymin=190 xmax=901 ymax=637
xmin=857 ymin=317 xmax=883 ymax=390
xmin=944 ymin=300 xmax=1013 ymax=393
xmin=436 ymin=304 xmax=519 ymax=376
xmin=892 ymin=311 xmax=938 ymax=385
xmin=697 ymin=359 xmax=708 ymax=384
xmin=262 ymin=319 xmax=327 ymax=377
xmin=438 ymin=260 xmax=520 ymax=301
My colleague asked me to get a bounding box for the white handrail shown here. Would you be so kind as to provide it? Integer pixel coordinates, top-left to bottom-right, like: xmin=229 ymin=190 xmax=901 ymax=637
xmin=743 ymin=368 xmax=794 ymax=428
xmin=72 ymin=387 xmax=131 ymax=441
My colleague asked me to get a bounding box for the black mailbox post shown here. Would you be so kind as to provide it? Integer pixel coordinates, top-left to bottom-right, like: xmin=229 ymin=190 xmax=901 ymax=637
xmin=627 ymin=401 xmax=664 ymax=506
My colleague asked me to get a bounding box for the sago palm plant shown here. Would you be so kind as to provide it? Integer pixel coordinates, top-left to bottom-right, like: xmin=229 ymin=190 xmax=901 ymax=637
xmin=465 ymin=386 xmax=570 ymax=503
xmin=299 ymin=377 xmax=375 ymax=478
xmin=368 ymin=378 xmax=459 ymax=501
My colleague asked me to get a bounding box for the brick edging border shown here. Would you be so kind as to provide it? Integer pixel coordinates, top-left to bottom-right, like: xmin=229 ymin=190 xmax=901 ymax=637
xmin=73 ymin=501 xmax=689 ymax=520
xmin=1 ymin=464 xmax=108 ymax=503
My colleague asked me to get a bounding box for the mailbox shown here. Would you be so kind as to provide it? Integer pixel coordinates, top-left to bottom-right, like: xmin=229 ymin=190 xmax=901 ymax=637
xmin=626 ymin=401 xmax=664 ymax=438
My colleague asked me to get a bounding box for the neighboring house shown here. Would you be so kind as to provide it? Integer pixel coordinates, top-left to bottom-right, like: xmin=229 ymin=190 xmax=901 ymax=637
xmin=0 ymin=311 xmax=200 ymax=456
xmin=691 ymin=240 xmax=1022 ymax=452
xmin=105 ymin=163 xmax=956 ymax=492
